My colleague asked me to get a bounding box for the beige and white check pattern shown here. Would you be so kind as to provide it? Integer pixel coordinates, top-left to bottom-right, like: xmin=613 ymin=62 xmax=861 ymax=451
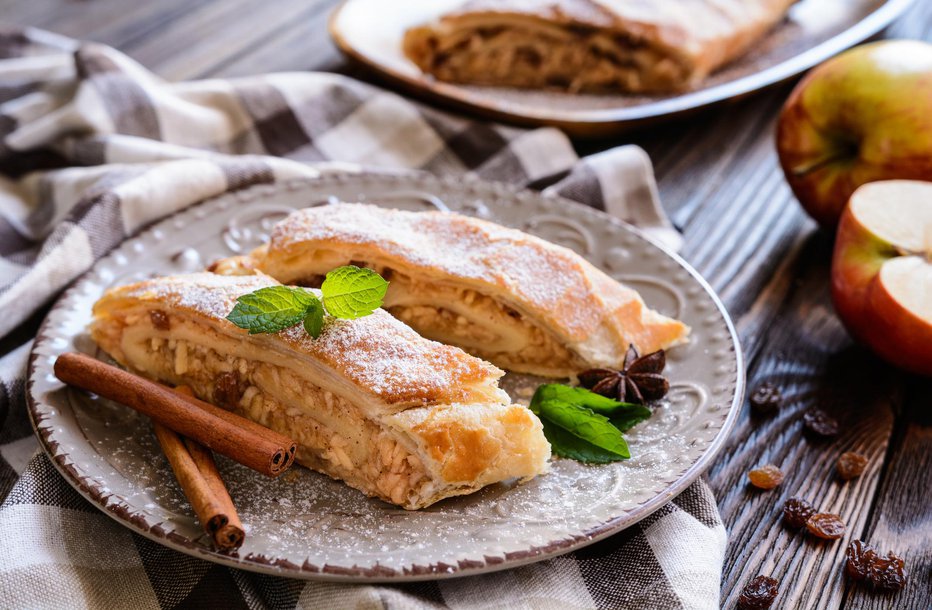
xmin=0 ymin=26 xmax=722 ymax=610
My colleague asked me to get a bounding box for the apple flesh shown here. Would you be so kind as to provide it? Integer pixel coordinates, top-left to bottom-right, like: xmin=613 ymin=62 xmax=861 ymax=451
xmin=777 ymin=40 xmax=932 ymax=229
xmin=832 ymin=180 xmax=932 ymax=376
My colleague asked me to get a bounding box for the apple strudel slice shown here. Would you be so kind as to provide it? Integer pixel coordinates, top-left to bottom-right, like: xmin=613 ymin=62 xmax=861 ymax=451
xmin=402 ymin=0 xmax=796 ymax=93
xmin=90 ymin=272 xmax=550 ymax=510
xmin=214 ymin=203 xmax=689 ymax=378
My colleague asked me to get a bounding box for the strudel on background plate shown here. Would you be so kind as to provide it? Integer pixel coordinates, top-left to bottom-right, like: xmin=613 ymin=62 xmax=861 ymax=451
xmin=403 ymin=0 xmax=797 ymax=93
xmin=90 ymin=272 xmax=550 ymax=510
xmin=212 ymin=203 xmax=689 ymax=378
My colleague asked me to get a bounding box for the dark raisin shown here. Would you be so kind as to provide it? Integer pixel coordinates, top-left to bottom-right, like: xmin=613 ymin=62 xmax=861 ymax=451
xmin=748 ymin=464 xmax=784 ymax=490
xmin=149 ymin=309 xmax=170 ymax=331
xmin=213 ymin=372 xmax=243 ymax=410
xmin=803 ymin=409 xmax=840 ymax=437
xmin=806 ymin=513 xmax=846 ymax=539
xmin=782 ymin=497 xmax=816 ymax=529
xmin=836 ymin=452 xmax=868 ymax=480
xmin=845 ymin=540 xmax=908 ymax=591
xmin=749 ymin=382 xmax=782 ymax=414
xmin=737 ymin=575 xmax=779 ymax=609
xmin=515 ymin=48 xmax=542 ymax=68
xmin=867 ymin=551 xmax=907 ymax=591
xmin=845 ymin=540 xmax=877 ymax=581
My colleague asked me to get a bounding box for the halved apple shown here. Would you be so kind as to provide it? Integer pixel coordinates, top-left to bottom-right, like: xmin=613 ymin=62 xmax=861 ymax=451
xmin=832 ymin=180 xmax=932 ymax=376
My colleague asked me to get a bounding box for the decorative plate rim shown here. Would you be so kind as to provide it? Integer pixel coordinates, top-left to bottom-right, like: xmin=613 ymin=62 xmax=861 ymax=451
xmin=26 ymin=171 xmax=744 ymax=582
xmin=328 ymin=0 xmax=915 ymax=133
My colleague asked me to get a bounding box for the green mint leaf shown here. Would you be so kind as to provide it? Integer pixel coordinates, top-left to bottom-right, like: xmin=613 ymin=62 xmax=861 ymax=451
xmin=529 ymin=383 xmax=649 ymax=463
xmin=610 ymin=405 xmax=652 ymax=432
xmin=302 ymin=297 xmax=325 ymax=338
xmin=541 ymin=419 xmax=628 ymax=464
xmin=321 ymin=265 xmax=389 ymax=319
xmin=539 ymin=399 xmax=630 ymax=459
xmin=531 ymin=384 xmax=638 ymax=416
xmin=226 ymin=286 xmax=318 ymax=334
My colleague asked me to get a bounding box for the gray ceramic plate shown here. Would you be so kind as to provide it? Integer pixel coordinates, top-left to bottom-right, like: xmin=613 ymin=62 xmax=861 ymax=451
xmin=27 ymin=172 xmax=743 ymax=582
xmin=329 ymin=0 xmax=915 ymax=136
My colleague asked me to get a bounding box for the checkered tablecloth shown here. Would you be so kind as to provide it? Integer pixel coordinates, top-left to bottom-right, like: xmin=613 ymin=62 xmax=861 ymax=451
xmin=0 ymin=26 xmax=724 ymax=610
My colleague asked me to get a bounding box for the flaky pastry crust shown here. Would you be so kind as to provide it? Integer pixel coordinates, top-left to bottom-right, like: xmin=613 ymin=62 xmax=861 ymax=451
xmin=227 ymin=203 xmax=689 ymax=377
xmin=90 ymin=272 xmax=550 ymax=509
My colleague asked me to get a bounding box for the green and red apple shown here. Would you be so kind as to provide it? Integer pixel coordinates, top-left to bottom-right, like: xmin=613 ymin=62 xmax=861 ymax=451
xmin=831 ymin=180 xmax=932 ymax=376
xmin=777 ymin=40 xmax=932 ymax=229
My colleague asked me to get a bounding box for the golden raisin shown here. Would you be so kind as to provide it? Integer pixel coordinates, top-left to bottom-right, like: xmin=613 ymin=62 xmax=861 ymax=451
xmin=748 ymin=464 xmax=784 ymax=490
xmin=836 ymin=452 xmax=868 ymax=480
xmin=782 ymin=497 xmax=816 ymax=529
xmin=738 ymin=575 xmax=779 ymax=609
xmin=806 ymin=513 xmax=846 ymax=539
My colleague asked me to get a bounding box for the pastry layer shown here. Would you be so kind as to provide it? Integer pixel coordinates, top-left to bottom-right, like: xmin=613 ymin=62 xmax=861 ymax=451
xmin=91 ymin=273 xmax=550 ymax=509
xmin=234 ymin=203 xmax=689 ymax=377
xmin=403 ymin=0 xmax=796 ymax=93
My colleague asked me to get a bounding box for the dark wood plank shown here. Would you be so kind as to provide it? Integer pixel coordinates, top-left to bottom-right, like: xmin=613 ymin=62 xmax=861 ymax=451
xmin=710 ymin=235 xmax=900 ymax=609
xmin=624 ymin=89 xmax=816 ymax=363
xmin=3 ymin=0 xmax=214 ymax=49
xmin=840 ymin=377 xmax=932 ymax=609
xmin=208 ymin=1 xmax=344 ymax=77
xmin=120 ymin=0 xmax=337 ymax=80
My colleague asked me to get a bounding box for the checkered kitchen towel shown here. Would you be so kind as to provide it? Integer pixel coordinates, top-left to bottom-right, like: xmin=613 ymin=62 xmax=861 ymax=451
xmin=0 ymin=26 xmax=723 ymax=610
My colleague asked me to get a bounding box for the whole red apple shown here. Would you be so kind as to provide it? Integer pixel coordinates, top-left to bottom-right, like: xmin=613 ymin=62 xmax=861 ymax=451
xmin=777 ymin=40 xmax=932 ymax=229
xmin=832 ymin=180 xmax=932 ymax=376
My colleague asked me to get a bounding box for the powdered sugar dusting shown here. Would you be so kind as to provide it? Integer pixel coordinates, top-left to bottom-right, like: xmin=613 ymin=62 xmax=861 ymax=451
xmin=104 ymin=272 xmax=502 ymax=406
xmin=268 ymin=203 xmax=615 ymax=337
xmin=137 ymin=272 xmax=275 ymax=320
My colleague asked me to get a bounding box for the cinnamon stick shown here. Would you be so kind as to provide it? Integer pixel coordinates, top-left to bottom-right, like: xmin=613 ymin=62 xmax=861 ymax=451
xmin=174 ymin=386 xmax=245 ymax=549
xmin=153 ymin=421 xmax=244 ymax=550
xmin=54 ymin=352 xmax=296 ymax=477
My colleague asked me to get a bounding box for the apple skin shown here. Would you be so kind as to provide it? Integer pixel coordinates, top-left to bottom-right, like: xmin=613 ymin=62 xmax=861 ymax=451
xmin=777 ymin=40 xmax=932 ymax=229
xmin=831 ymin=193 xmax=932 ymax=376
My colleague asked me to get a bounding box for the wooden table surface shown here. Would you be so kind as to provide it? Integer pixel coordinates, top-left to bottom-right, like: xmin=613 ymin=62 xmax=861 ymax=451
xmin=6 ymin=1 xmax=931 ymax=607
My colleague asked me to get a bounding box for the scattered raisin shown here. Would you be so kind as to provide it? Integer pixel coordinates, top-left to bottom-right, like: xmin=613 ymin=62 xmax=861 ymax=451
xmin=738 ymin=575 xmax=779 ymax=609
xmin=749 ymin=382 xmax=782 ymax=414
xmin=806 ymin=513 xmax=846 ymax=539
xmin=782 ymin=497 xmax=816 ymax=529
xmin=803 ymin=409 xmax=840 ymax=437
xmin=845 ymin=540 xmax=877 ymax=581
xmin=867 ymin=551 xmax=907 ymax=591
xmin=836 ymin=452 xmax=868 ymax=480
xmin=748 ymin=464 xmax=784 ymax=490
xmin=845 ymin=540 xmax=908 ymax=591
xmin=149 ymin=309 xmax=170 ymax=331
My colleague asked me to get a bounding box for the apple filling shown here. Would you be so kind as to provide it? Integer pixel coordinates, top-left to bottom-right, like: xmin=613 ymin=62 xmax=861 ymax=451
xmin=404 ymin=20 xmax=687 ymax=93
xmin=110 ymin=310 xmax=434 ymax=508
xmin=385 ymin=289 xmax=585 ymax=377
xmin=291 ymin=264 xmax=588 ymax=377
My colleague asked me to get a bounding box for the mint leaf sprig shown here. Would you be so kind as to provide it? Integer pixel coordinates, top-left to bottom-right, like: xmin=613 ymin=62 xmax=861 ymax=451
xmin=529 ymin=384 xmax=652 ymax=464
xmin=226 ymin=266 xmax=388 ymax=338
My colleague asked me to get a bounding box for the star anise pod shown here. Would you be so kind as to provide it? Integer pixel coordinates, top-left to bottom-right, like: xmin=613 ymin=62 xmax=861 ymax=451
xmin=578 ymin=345 xmax=669 ymax=404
